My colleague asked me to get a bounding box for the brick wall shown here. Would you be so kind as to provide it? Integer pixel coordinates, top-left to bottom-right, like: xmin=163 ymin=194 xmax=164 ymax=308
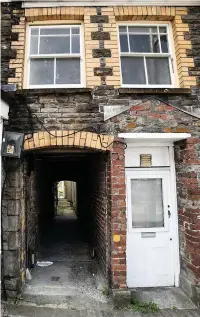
xmin=90 ymin=155 xmax=111 ymax=278
xmin=90 ymin=142 xmax=127 ymax=289
xmin=109 ymin=140 xmax=127 ymax=289
xmin=25 ymin=169 xmax=37 ymax=264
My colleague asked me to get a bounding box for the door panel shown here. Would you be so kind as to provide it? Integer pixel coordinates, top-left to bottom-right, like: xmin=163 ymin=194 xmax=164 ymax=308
xmin=126 ymin=169 xmax=174 ymax=287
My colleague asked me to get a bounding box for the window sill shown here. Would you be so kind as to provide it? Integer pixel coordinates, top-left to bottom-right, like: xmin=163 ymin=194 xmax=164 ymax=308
xmin=118 ymin=88 xmax=191 ymax=95
xmin=17 ymin=88 xmax=92 ymax=95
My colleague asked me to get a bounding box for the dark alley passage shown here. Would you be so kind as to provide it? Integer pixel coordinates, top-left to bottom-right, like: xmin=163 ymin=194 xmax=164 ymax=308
xmin=38 ymin=214 xmax=90 ymax=262
xmin=22 ymin=149 xmax=112 ymax=309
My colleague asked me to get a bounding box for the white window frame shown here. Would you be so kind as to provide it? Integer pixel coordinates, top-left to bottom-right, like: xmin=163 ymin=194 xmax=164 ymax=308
xmin=117 ymin=22 xmax=175 ymax=88
xmin=26 ymin=24 xmax=85 ymax=89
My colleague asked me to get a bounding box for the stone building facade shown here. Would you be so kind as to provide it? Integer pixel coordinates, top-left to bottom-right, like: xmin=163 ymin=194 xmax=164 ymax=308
xmin=1 ymin=0 xmax=200 ymax=306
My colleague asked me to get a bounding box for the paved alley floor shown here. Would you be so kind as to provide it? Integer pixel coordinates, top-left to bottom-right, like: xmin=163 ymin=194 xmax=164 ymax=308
xmin=4 ymin=302 xmax=200 ymax=317
xmin=23 ymin=215 xmax=110 ymax=309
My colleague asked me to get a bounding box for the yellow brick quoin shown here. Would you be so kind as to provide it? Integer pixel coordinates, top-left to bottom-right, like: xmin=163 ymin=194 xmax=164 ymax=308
xmin=8 ymin=6 xmax=196 ymax=89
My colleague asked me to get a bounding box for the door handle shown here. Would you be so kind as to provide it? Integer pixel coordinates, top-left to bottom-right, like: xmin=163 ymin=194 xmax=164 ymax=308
xmin=168 ymin=210 xmax=171 ymax=218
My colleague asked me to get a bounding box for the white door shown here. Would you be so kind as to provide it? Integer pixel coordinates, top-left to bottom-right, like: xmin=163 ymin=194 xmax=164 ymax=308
xmin=126 ymin=169 xmax=175 ymax=287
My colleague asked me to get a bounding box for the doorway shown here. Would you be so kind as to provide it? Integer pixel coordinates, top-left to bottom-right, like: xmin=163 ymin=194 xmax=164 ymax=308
xmin=125 ymin=144 xmax=180 ymax=288
xmin=126 ymin=169 xmax=174 ymax=287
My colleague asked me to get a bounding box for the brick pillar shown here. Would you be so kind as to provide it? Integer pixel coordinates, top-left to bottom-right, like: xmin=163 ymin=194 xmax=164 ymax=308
xmin=110 ymin=138 xmax=127 ymax=289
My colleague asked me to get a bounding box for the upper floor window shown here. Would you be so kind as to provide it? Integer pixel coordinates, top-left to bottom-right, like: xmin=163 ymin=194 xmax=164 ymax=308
xmin=119 ymin=25 xmax=173 ymax=88
xmin=28 ymin=25 xmax=83 ymax=88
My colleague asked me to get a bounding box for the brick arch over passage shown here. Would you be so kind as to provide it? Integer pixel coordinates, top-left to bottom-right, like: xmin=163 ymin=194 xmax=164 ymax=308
xmin=24 ymin=130 xmax=114 ymax=151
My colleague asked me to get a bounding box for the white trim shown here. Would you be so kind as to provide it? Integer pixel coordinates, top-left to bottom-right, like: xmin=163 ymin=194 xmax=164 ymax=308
xmin=118 ymin=22 xmax=175 ymax=88
xmin=0 ymin=99 xmax=9 ymax=120
xmin=22 ymin=1 xmax=200 ymax=8
xmin=119 ymin=133 xmax=191 ymax=144
xmin=26 ymin=24 xmax=85 ymax=88
xmin=169 ymin=145 xmax=180 ymax=287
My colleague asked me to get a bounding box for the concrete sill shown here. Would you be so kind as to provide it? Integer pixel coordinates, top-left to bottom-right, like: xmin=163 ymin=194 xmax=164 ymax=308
xmin=118 ymin=88 xmax=191 ymax=95
xmin=17 ymin=88 xmax=92 ymax=95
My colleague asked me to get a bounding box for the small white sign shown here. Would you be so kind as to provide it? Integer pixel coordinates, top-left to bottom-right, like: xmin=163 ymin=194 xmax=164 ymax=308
xmin=102 ymin=100 xmax=142 ymax=121
xmin=103 ymin=105 xmax=130 ymax=121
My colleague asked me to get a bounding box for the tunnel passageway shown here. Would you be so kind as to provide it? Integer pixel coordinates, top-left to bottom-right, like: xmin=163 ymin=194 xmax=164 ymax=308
xmin=38 ymin=214 xmax=90 ymax=262
xmin=23 ymin=150 xmax=111 ymax=307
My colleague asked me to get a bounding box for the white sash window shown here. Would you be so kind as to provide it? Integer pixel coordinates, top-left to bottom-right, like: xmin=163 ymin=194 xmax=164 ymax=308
xmin=118 ymin=24 xmax=174 ymax=88
xmin=27 ymin=25 xmax=83 ymax=88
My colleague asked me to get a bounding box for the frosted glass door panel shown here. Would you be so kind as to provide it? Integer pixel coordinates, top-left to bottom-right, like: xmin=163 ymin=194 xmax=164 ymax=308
xmin=131 ymin=178 xmax=164 ymax=228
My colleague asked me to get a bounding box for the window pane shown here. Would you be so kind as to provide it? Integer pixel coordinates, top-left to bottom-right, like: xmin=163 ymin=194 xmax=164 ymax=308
xmin=119 ymin=26 xmax=127 ymax=33
xmin=29 ymin=59 xmax=54 ymax=85
xmin=39 ymin=36 xmax=70 ymax=54
xmin=40 ymin=28 xmax=70 ymax=35
xmin=71 ymin=28 xmax=80 ymax=35
xmin=128 ymin=26 xmax=150 ymax=33
xmin=120 ymin=34 xmax=129 ymax=52
xmin=151 ymin=35 xmax=160 ymax=53
xmin=31 ymin=28 xmax=39 ymax=35
xmin=129 ymin=34 xmax=150 ymax=53
xmin=56 ymin=58 xmax=80 ymax=84
xmin=150 ymin=27 xmax=157 ymax=34
xmin=72 ymin=35 xmax=80 ymax=53
xmin=121 ymin=57 xmax=146 ymax=85
xmin=159 ymin=27 xmax=167 ymax=33
xmin=160 ymin=35 xmax=169 ymax=53
xmin=146 ymin=57 xmax=171 ymax=85
xmin=131 ymin=179 xmax=164 ymax=228
xmin=30 ymin=36 xmax=38 ymax=54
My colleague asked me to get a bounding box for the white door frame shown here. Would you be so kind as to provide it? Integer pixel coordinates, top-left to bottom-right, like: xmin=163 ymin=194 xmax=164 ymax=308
xmin=119 ymin=133 xmax=191 ymax=288
xmin=168 ymin=145 xmax=180 ymax=287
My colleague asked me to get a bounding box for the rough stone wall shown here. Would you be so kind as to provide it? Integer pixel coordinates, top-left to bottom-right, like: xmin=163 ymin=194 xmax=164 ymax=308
xmin=1 ymin=1 xmax=24 ymax=87
xmin=183 ymin=7 xmax=200 ymax=86
xmin=103 ymin=95 xmax=200 ymax=135
xmin=2 ymin=160 xmax=26 ymax=298
xmin=5 ymin=89 xmax=103 ymax=133
xmin=175 ymin=137 xmax=200 ymax=305
xmin=1 ymin=1 xmax=20 ymax=85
